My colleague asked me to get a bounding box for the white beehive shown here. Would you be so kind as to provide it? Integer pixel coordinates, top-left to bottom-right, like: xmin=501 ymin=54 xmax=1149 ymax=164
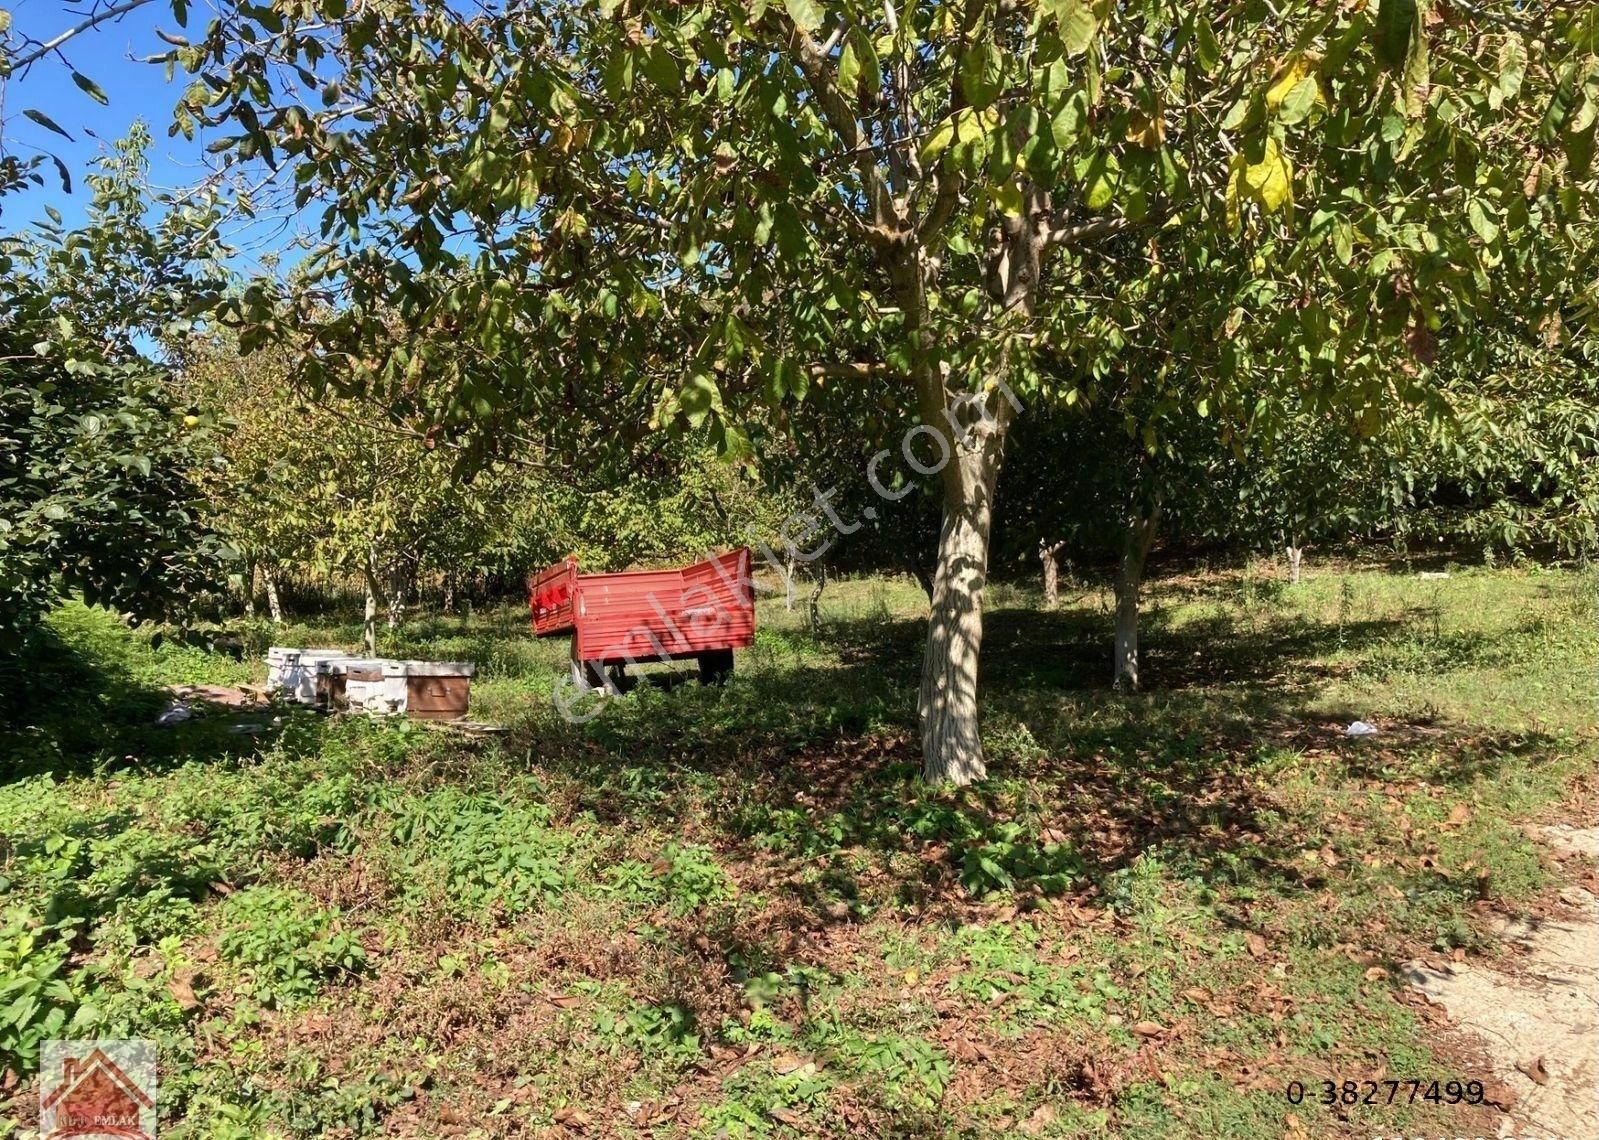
xmin=266 ymin=650 xmax=474 ymax=719
xmin=266 ymin=648 xmax=356 ymax=708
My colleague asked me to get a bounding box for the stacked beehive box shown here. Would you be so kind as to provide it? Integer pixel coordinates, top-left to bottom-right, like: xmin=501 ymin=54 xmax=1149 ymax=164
xmin=266 ymin=649 xmax=474 ymax=720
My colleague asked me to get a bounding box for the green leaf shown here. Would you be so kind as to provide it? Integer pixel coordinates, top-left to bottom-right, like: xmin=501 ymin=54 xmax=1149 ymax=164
xmin=784 ymin=0 xmax=825 ymax=33
xmin=1467 ymin=199 xmax=1499 ymax=245
xmin=1496 ymin=33 xmax=1526 ymax=99
xmin=1046 ymin=0 xmax=1100 ymax=56
xmin=1194 ymin=15 xmax=1220 ymax=72
xmin=838 ymin=33 xmax=862 ymax=94
xmin=919 ymin=118 xmax=957 ymax=167
xmin=1220 ymin=96 xmax=1253 ymax=132
xmin=989 ymin=180 xmax=1025 ymax=216
xmin=1051 ymin=90 xmax=1086 ymax=148
xmin=1373 ymin=0 xmax=1416 ymax=73
xmin=960 ymin=41 xmax=1002 ymax=111
xmin=71 ymin=72 xmax=110 ymax=105
xmin=1277 ymin=76 xmax=1320 ymax=125
xmin=679 ymin=372 xmax=720 ymax=428
xmin=22 ymin=109 xmax=74 ymax=140
xmin=838 ymin=28 xmax=881 ymax=101
xmin=852 ymin=29 xmax=881 ymax=99
xmin=1401 ymin=6 xmax=1430 ymax=117
xmin=1332 ymin=218 xmax=1353 ymax=264
xmin=1077 ymin=150 xmax=1119 ymax=210
xmin=641 ymin=43 xmax=680 ymax=93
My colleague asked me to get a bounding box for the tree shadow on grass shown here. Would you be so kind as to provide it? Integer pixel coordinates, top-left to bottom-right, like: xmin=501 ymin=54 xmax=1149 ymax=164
xmin=508 ymin=599 xmax=1551 ymax=928
xmin=0 ymin=620 xmax=291 ymax=783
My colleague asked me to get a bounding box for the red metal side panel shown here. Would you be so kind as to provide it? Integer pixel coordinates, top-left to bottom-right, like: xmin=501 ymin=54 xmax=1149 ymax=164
xmin=573 ymin=566 xmax=688 ymax=663
xmin=527 ymin=557 xmax=578 ymax=636
xmin=678 ymin=548 xmax=756 ymax=651
xmin=575 ymin=548 xmax=755 ymax=665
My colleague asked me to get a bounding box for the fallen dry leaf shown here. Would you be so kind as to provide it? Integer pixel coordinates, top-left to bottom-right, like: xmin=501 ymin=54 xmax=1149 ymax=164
xmin=1020 ymin=1104 xmax=1057 ymax=1135
xmin=1517 ymin=1056 xmax=1550 ymax=1086
xmin=167 ymin=973 xmax=201 ymax=1011
xmin=553 ymin=1105 xmax=592 ymax=1128
xmin=1363 ymin=966 xmax=1388 ymax=981
xmin=1131 ymin=1020 xmax=1166 ymax=1038
xmin=1245 ymin=932 xmax=1268 ymax=958
xmin=548 ymin=994 xmax=581 ymax=1009
xmin=1447 ymin=803 xmax=1472 ymax=826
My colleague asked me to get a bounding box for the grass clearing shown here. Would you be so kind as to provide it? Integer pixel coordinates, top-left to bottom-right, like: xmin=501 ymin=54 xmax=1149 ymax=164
xmin=1 ymin=559 xmax=1592 ymax=1137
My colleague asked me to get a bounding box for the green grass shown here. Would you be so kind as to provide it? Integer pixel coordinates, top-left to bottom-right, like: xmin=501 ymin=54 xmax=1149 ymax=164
xmin=0 ymin=558 xmax=1592 ymax=1138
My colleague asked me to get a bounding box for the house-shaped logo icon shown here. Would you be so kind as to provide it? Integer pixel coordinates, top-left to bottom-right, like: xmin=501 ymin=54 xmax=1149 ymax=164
xmin=39 ymin=1045 xmax=156 ymax=1140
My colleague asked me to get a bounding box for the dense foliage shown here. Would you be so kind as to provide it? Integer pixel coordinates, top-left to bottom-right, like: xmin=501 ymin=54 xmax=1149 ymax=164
xmin=0 ymin=127 xmax=231 ymax=652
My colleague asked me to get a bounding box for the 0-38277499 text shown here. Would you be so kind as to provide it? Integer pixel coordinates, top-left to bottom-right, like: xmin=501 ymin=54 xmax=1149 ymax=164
xmin=1286 ymin=1078 xmax=1486 ymax=1107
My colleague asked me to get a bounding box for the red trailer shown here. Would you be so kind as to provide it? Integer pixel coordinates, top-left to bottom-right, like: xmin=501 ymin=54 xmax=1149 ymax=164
xmin=528 ymin=549 xmax=756 ymax=691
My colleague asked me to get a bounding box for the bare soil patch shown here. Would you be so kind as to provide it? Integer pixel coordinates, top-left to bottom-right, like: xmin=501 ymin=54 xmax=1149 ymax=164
xmin=1404 ymin=826 xmax=1599 ymax=1140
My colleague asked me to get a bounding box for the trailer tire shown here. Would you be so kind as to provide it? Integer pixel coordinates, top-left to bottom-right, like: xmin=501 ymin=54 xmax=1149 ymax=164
xmin=571 ymin=655 xmax=607 ymax=693
xmin=697 ymin=649 xmax=734 ymax=686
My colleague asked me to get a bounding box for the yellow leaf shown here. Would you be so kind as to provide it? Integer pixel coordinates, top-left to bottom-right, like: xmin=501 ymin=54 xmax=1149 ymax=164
xmin=989 ymin=180 xmax=1025 ymax=217
xmin=1125 ymin=105 xmax=1166 ymax=149
xmin=1265 ymin=54 xmax=1321 ymax=111
xmin=1225 ymin=137 xmax=1293 ymax=227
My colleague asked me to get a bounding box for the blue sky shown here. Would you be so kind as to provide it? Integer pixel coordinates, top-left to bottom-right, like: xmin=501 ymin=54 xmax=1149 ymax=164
xmin=2 ymin=0 xmax=291 ymax=271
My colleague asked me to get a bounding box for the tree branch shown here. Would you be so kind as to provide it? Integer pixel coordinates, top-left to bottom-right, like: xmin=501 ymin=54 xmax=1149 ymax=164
xmin=780 ymin=20 xmax=901 ymax=236
xmin=807 ymin=360 xmax=908 ymax=381
xmin=1041 ymin=211 xmax=1162 ymax=251
xmin=915 ymin=0 xmax=983 ymax=244
xmin=4 ymin=0 xmax=157 ymax=75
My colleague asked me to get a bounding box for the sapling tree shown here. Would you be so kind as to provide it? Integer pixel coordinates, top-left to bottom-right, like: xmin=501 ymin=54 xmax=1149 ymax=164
xmin=999 ymin=393 xmax=1239 ymax=688
xmin=172 ymin=327 xmax=501 ymax=649
xmin=154 ymin=0 xmax=1595 ymax=781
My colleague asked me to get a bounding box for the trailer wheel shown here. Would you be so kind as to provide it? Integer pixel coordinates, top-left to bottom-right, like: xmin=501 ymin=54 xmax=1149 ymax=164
xmin=570 ymin=655 xmax=607 ymax=693
xmin=606 ymin=664 xmax=637 ymax=694
xmin=697 ymin=649 xmax=734 ymax=686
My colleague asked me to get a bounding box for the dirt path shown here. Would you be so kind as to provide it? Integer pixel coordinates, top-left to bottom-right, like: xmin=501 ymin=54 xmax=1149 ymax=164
xmin=1403 ymin=826 xmax=1599 ymax=1140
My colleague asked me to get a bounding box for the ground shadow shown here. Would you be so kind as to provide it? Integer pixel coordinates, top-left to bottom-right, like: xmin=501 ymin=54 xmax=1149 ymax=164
xmin=505 ymin=596 xmax=1551 ymax=926
xmin=1 ymin=623 xmax=291 ymax=782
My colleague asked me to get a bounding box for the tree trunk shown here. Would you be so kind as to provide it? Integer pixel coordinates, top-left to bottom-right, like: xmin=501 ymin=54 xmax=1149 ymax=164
xmin=1285 ymin=542 xmax=1304 ymax=585
xmin=443 ymin=572 xmax=455 ymax=615
xmin=362 ymin=551 xmax=380 ymax=656
xmin=919 ymin=426 xmax=1006 ymax=785
xmin=1113 ymin=501 xmax=1161 ymax=690
xmin=783 ymin=550 xmax=799 ymax=611
xmin=1039 ymin=539 xmax=1066 ymax=608
xmin=386 ymin=572 xmax=404 ymax=630
xmin=242 ymin=561 xmax=257 ymax=619
xmin=807 ymin=562 xmax=828 ymax=633
xmin=263 ymin=567 xmax=284 ymax=625
xmin=890 ymin=179 xmax=1031 ymax=785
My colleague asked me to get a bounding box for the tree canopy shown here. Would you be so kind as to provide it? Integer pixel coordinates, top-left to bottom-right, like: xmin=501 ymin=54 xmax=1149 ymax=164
xmin=0 ymin=125 xmax=232 ymax=650
xmin=148 ymin=0 xmax=1599 ymax=781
